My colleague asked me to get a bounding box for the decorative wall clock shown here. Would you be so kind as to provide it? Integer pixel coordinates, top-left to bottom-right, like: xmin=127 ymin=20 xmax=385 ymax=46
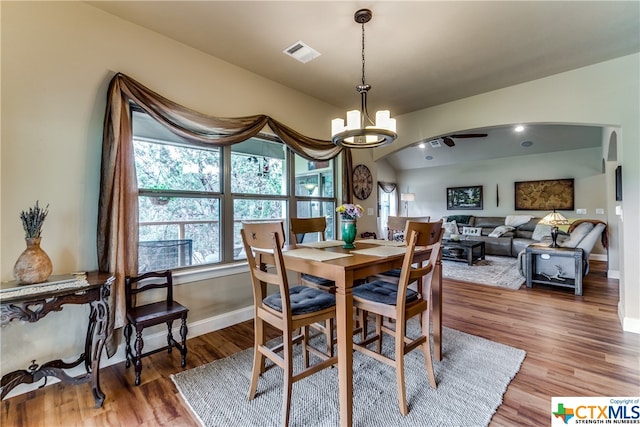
xmin=352 ymin=164 xmax=373 ymax=200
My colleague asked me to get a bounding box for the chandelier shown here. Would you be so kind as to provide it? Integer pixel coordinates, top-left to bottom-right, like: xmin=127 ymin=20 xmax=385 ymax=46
xmin=331 ymin=9 xmax=397 ymax=149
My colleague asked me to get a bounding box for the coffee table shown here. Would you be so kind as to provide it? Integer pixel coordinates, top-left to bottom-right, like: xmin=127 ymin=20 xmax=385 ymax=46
xmin=442 ymin=240 xmax=485 ymax=265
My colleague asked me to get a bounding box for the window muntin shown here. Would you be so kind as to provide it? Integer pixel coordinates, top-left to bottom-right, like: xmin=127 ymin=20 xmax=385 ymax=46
xmin=132 ymin=110 xmax=337 ymax=272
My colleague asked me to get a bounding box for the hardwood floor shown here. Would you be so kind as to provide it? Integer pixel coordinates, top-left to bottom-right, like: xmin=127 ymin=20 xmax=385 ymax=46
xmin=2 ymin=260 xmax=638 ymax=426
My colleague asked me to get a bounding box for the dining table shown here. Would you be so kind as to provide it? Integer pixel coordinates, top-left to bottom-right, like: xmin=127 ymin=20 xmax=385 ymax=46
xmin=282 ymin=239 xmax=443 ymax=427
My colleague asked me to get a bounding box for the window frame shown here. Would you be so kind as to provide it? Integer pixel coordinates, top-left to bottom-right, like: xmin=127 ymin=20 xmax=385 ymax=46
xmin=132 ymin=108 xmax=338 ymax=277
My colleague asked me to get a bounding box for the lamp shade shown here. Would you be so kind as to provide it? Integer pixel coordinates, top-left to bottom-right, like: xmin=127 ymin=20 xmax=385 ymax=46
xmin=540 ymin=210 xmax=569 ymax=225
xmin=400 ymin=193 xmax=415 ymax=202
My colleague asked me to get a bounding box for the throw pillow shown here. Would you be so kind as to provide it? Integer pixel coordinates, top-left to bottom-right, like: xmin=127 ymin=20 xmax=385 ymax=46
xmin=532 ymin=223 xmax=552 ymax=241
xmin=443 ymin=220 xmax=459 ymax=237
xmin=462 ymin=226 xmax=482 ymax=236
xmin=488 ymin=225 xmax=515 ymax=237
xmin=560 ymin=222 xmax=594 ymax=248
xmin=505 ymin=215 xmax=533 ymax=227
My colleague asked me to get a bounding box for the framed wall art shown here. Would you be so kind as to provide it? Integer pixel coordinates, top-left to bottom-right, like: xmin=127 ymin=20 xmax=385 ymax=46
xmin=446 ymin=185 xmax=483 ymax=210
xmin=514 ymin=178 xmax=574 ymax=210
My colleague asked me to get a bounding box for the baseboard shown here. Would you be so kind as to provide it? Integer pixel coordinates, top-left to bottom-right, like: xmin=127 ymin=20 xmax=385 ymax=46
xmin=607 ymin=269 xmax=620 ymax=279
xmin=619 ymin=303 xmax=640 ymax=334
xmin=589 ymin=253 xmax=607 ymax=262
xmin=3 ymin=306 xmax=254 ymax=399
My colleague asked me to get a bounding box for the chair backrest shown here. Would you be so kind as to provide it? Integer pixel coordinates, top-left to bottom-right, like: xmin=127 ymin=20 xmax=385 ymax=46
xmin=395 ymin=221 xmax=444 ymax=307
xmin=125 ymin=270 xmax=174 ymax=309
xmin=241 ymin=221 xmax=293 ymax=316
xmin=387 ymin=216 xmax=431 ymax=241
xmin=290 ymin=217 xmax=327 ymax=244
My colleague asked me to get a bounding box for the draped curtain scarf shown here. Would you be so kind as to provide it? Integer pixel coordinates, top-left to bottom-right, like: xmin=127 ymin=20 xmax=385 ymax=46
xmin=99 ymin=73 xmax=352 ymax=356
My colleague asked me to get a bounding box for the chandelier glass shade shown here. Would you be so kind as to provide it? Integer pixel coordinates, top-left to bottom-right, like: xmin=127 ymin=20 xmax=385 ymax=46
xmin=331 ymin=9 xmax=397 ymax=149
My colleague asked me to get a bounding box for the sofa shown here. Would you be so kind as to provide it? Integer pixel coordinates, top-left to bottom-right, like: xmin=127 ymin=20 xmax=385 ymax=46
xmin=443 ymin=214 xmax=607 ymax=280
xmin=443 ymin=215 xmax=544 ymax=257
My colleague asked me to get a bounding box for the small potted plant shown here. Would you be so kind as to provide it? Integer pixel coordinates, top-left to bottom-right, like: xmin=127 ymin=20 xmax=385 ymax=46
xmin=13 ymin=201 xmax=53 ymax=284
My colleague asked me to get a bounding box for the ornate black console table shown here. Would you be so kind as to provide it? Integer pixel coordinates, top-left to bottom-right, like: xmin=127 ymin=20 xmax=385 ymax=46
xmin=0 ymin=272 xmax=113 ymax=407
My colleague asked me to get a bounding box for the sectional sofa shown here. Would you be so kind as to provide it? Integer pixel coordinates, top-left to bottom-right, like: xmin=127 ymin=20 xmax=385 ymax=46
xmin=442 ymin=214 xmax=607 ymax=279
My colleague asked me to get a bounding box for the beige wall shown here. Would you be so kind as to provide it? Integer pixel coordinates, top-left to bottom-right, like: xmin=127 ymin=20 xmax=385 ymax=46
xmin=0 ymin=2 xmax=341 ymax=376
xmin=396 ymin=147 xmax=608 ymax=255
xmin=374 ymin=54 xmax=640 ymax=332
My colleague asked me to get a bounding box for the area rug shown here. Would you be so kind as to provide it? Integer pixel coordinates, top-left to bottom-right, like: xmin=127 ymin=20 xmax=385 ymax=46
xmin=171 ymin=320 xmax=526 ymax=426
xmin=442 ymin=255 xmax=524 ymax=290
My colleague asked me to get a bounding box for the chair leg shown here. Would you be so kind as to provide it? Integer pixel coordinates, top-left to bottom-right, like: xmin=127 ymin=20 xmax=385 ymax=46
xmin=134 ymin=328 xmax=144 ymax=386
xmin=375 ymin=315 xmax=383 ymax=353
xmin=248 ymin=319 xmax=265 ymax=401
xmin=166 ymin=320 xmax=174 ymax=354
xmin=421 ymin=311 xmax=437 ymax=389
xmin=326 ymin=318 xmax=334 ymax=357
xmin=395 ymin=325 xmax=408 ymax=416
xmin=180 ymin=315 xmax=188 ymax=367
xmin=124 ymin=322 xmax=132 ymax=368
xmin=281 ymin=334 xmax=294 ymax=427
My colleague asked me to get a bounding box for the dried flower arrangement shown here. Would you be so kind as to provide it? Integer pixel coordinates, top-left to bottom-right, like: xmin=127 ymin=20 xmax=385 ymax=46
xmin=19 ymin=201 xmax=49 ymax=239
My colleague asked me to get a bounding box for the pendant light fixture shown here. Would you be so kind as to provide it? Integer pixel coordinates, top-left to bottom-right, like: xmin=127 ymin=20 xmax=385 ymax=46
xmin=331 ymin=9 xmax=397 ymax=148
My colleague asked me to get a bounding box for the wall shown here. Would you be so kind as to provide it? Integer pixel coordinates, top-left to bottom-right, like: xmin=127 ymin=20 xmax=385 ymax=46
xmin=0 ymin=1 xmax=341 ymax=379
xmin=374 ymin=54 xmax=640 ymax=332
xmin=396 ymin=147 xmax=607 ymax=255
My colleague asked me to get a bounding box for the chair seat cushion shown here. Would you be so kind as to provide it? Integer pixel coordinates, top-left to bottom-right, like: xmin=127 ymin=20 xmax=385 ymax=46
xmin=378 ymin=268 xmax=401 ymax=278
xmin=263 ymin=285 xmax=336 ymax=315
xmin=301 ymin=274 xmax=335 ymax=288
xmin=127 ymin=301 xmax=188 ymax=325
xmin=353 ymin=281 xmax=418 ymax=305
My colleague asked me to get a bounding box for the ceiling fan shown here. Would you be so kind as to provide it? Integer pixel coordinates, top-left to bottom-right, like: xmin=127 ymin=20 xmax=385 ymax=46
xmin=429 ymin=133 xmax=488 ymax=147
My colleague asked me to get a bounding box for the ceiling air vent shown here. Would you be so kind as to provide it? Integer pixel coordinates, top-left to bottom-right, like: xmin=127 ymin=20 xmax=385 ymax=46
xmin=283 ymin=41 xmax=321 ymax=64
xmin=429 ymin=139 xmax=442 ymax=148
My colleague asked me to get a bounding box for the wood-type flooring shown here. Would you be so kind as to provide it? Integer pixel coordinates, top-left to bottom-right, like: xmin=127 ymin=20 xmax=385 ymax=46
xmin=2 ymin=260 xmax=638 ymax=426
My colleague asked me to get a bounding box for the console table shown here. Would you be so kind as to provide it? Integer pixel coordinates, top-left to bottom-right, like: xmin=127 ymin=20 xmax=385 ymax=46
xmin=525 ymin=244 xmax=583 ymax=295
xmin=0 ymin=272 xmax=113 ymax=407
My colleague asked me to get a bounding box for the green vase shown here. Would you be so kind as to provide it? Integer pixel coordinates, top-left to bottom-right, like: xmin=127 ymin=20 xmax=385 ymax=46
xmin=341 ymin=220 xmax=357 ymax=249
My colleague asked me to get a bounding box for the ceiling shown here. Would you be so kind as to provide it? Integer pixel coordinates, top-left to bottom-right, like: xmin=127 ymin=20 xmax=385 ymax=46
xmin=87 ymin=1 xmax=639 ymax=169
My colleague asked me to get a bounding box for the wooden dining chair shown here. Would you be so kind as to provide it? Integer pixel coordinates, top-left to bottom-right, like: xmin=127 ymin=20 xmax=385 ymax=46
xmin=124 ymin=270 xmax=188 ymax=386
xmin=386 ymin=215 xmax=430 ymax=241
xmin=289 ymin=217 xmax=337 ymax=291
xmin=374 ymin=216 xmax=432 ymax=284
xmin=241 ymin=222 xmax=338 ymax=426
xmin=353 ymin=220 xmax=443 ymax=416
xmin=290 ymin=217 xmax=340 ymax=354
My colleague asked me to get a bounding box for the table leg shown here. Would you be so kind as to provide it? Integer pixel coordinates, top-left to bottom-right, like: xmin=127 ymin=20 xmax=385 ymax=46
xmin=433 ymin=256 xmax=443 ymax=361
xmin=335 ymin=273 xmax=353 ymax=427
xmin=88 ymin=284 xmax=110 ymax=407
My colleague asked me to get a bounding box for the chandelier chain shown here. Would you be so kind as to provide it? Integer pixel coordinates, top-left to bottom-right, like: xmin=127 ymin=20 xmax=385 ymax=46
xmin=361 ymin=21 xmax=366 ymax=86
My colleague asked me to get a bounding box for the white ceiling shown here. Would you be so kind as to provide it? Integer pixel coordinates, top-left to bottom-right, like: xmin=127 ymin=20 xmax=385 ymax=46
xmin=87 ymin=1 xmax=639 ymax=169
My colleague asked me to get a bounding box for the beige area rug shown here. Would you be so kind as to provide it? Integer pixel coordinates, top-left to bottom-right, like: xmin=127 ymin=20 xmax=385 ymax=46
xmin=171 ymin=319 xmax=526 ymax=426
xmin=442 ymin=255 xmax=525 ymax=290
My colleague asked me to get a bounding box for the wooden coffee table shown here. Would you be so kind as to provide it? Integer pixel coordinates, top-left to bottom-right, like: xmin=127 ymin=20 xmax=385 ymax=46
xmin=442 ymin=240 xmax=485 ymax=265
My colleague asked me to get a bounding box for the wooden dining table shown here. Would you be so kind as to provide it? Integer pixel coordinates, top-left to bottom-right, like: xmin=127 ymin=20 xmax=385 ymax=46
xmin=282 ymin=240 xmax=442 ymax=427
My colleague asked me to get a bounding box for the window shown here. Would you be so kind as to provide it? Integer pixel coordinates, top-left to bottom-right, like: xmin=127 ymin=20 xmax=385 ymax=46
xmin=132 ymin=109 xmax=337 ymax=271
xmin=294 ymin=155 xmax=336 ymax=241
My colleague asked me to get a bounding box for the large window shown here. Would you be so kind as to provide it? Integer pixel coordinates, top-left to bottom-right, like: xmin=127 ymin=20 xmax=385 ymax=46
xmin=132 ymin=109 xmax=336 ymax=272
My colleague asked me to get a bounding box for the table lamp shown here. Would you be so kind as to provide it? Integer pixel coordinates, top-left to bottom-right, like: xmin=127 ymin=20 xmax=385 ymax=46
xmin=540 ymin=210 xmax=570 ymax=247
xmin=400 ymin=193 xmax=415 ymax=216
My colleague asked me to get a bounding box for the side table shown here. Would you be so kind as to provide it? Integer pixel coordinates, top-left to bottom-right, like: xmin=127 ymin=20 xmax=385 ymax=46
xmin=525 ymin=244 xmax=583 ymax=295
xmin=0 ymin=272 xmax=114 ymax=407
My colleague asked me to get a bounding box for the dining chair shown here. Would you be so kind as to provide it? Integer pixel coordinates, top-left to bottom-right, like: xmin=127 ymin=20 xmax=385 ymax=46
xmin=290 ymin=217 xmax=337 ymax=355
xmin=386 ymin=215 xmax=430 ymax=241
xmin=241 ymin=221 xmax=338 ymax=426
xmin=352 ymin=220 xmax=443 ymax=416
xmin=374 ymin=216 xmax=432 ymax=284
xmin=124 ymin=270 xmax=188 ymax=386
